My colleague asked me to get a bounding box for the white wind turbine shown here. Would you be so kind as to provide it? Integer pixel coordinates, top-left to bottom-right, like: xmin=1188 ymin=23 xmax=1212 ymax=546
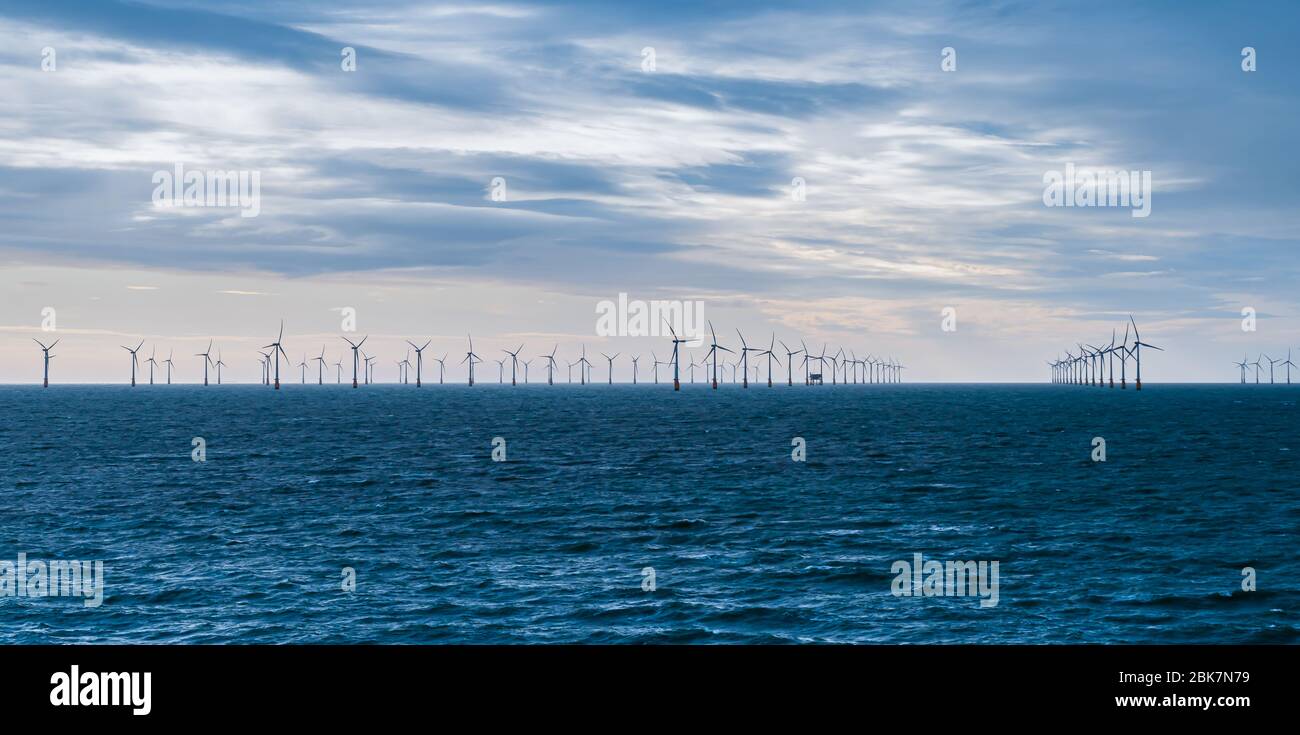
xmin=34 ymin=338 xmax=58 ymax=387
xmin=342 ymin=336 xmax=368 ymax=388
xmin=121 ymin=340 xmax=144 ymax=387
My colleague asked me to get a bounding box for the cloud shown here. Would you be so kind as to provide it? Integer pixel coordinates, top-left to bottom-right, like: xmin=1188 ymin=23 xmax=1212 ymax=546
xmin=0 ymin=0 xmax=1298 ymax=381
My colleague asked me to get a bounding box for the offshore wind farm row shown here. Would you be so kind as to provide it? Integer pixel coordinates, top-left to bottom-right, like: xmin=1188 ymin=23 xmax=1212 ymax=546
xmin=1048 ymin=316 xmax=1162 ymax=390
xmin=28 ymin=321 xmax=909 ymax=389
xmin=44 ymin=314 xmax=1297 ymax=389
xmin=1234 ymin=350 xmax=1298 ymax=385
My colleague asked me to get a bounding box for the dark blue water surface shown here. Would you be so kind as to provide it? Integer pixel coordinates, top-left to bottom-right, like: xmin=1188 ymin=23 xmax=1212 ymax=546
xmin=0 ymin=384 xmax=1296 ymax=643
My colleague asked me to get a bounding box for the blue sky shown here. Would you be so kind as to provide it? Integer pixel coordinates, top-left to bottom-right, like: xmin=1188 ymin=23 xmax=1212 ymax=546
xmin=2 ymin=0 xmax=1298 ymax=382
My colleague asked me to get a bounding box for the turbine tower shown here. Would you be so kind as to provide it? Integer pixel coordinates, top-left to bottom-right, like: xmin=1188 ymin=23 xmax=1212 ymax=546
xmin=666 ymin=322 xmax=688 ymax=391
xmin=1264 ymin=354 xmax=1281 ymax=384
xmin=706 ymin=322 xmax=732 ymax=389
xmin=33 ymin=338 xmax=58 ymax=387
xmin=461 ymin=334 xmax=481 ymax=386
xmin=780 ymin=340 xmax=802 ymax=387
xmin=759 ymin=335 xmax=778 ymax=387
xmin=578 ymin=345 xmax=592 ymax=385
xmin=503 ymin=344 xmax=524 ymax=386
xmin=342 ymin=336 xmax=368 ymax=388
xmin=262 ymin=321 xmax=288 ymax=390
xmin=1128 ymin=316 xmax=1161 ymax=391
xmin=314 ymin=346 xmax=326 ymax=385
xmin=145 ymin=346 xmax=159 ymax=385
xmin=196 ymin=339 xmax=215 ymax=386
xmin=544 ymin=346 xmax=558 ymax=385
xmin=434 ymin=353 xmax=448 ymax=384
xmin=600 ymin=352 xmax=619 ymax=384
xmin=121 ymin=340 xmax=144 ymax=387
xmin=406 ymin=339 xmax=431 ymax=387
xmin=736 ymin=329 xmax=761 ymax=389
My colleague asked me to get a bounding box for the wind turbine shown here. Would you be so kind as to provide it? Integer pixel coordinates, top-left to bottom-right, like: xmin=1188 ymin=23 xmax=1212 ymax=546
xmin=163 ymin=349 xmax=174 ymax=385
xmin=651 ymin=351 xmax=662 ymax=384
xmin=780 ymin=340 xmax=802 ymax=387
xmin=503 ymin=344 xmax=524 ymax=386
xmin=1078 ymin=344 xmax=1093 ymax=386
xmin=145 ymin=346 xmax=158 ymax=385
xmin=494 ymin=358 xmax=505 ymax=384
xmin=578 ymin=345 xmax=593 ymax=386
xmin=706 ymin=321 xmax=732 ymax=389
xmin=1233 ymin=355 xmax=1249 ymax=384
xmin=1264 ymin=354 xmax=1281 ymax=385
xmin=397 ymin=353 xmax=411 ymax=384
xmin=297 ymin=354 xmax=308 ymax=384
xmin=434 ymin=353 xmax=448 ymax=384
xmin=33 ymin=338 xmax=57 ymax=387
xmin=334 ymin=357 xmax=343 ymax=384
xmin=406 ymin=340 xmax=431 ymax=387
xmin=461 ymin=334 xmax=481 ymax=386
xmin=1258 ymin=353 xmax=1279 ymax=385
xmin=1087 ymin=344 xmax=1108 ymax=388
xmin=262 ymin=321 xmax=288 ymax=390
xmin=196 ymin=339 xmax=214 ymax=386
xmin=522 ymin=359 xmax=532 ymax=383
xmin=600 ymin=352 xmax=619 ymax=384
xmin=630 ymin=355 xmax=640 ymax=384
xmin=258 ymin=351 xmax=270 ymax=385
xmin=666 ymin=322 xmax=688 ymax=391
xmin=736 ymin=329 xmax=761 ymax=388
xmin=121 ymin=340 xmax=144 ymax=386
xmin=756 ymin=336 xmax=778 ymax=388
xmin=215 ymin=351 xmax=225 ymax=384
xmin=544 ymin=345 xmax=558 ymax=385
xmin=365 ymin=353 xmax=377 ymax=384
xmin=799 ymin=340 xmax=811 ymax=384
xmin=1116 ymin=323 xmax=1132 ymax=388
xmin=1128 ymin=316 xmax=1162 ymax=391
xmin=313 ymin=347 xmax=326 ymax=385
xmin=1104 ymin=331 xmax=1117 ymax=388
xmin=342 ymin=336 xmax=367 ymax=388
xmin=1282 ymin=349 xmax=1296 ymax=385
xmin=1251 ymin=354 xmax=1262 ymax=384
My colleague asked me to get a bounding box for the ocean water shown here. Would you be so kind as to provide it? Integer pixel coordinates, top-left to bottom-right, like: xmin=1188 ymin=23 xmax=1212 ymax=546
xmin=0 ymin=383 xmax=1296 ymax=644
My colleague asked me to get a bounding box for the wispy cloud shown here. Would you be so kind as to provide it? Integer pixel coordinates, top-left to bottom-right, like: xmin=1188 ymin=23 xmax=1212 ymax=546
xmin=0 ymin=0 xmax=1297 ymax=381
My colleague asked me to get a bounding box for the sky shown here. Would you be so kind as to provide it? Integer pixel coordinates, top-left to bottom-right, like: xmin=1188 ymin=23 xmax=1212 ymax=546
xmin=2 ymin=0 xmax=1298 ymax=383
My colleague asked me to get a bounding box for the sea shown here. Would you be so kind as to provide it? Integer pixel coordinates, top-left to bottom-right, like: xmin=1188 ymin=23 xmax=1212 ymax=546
xmin=1 ymin=383 xmax=1296 ymax=644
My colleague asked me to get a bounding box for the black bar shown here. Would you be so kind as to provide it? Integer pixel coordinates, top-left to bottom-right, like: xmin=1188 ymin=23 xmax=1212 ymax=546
xmin=0 ymin=645 xmax=1286 ymax=721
